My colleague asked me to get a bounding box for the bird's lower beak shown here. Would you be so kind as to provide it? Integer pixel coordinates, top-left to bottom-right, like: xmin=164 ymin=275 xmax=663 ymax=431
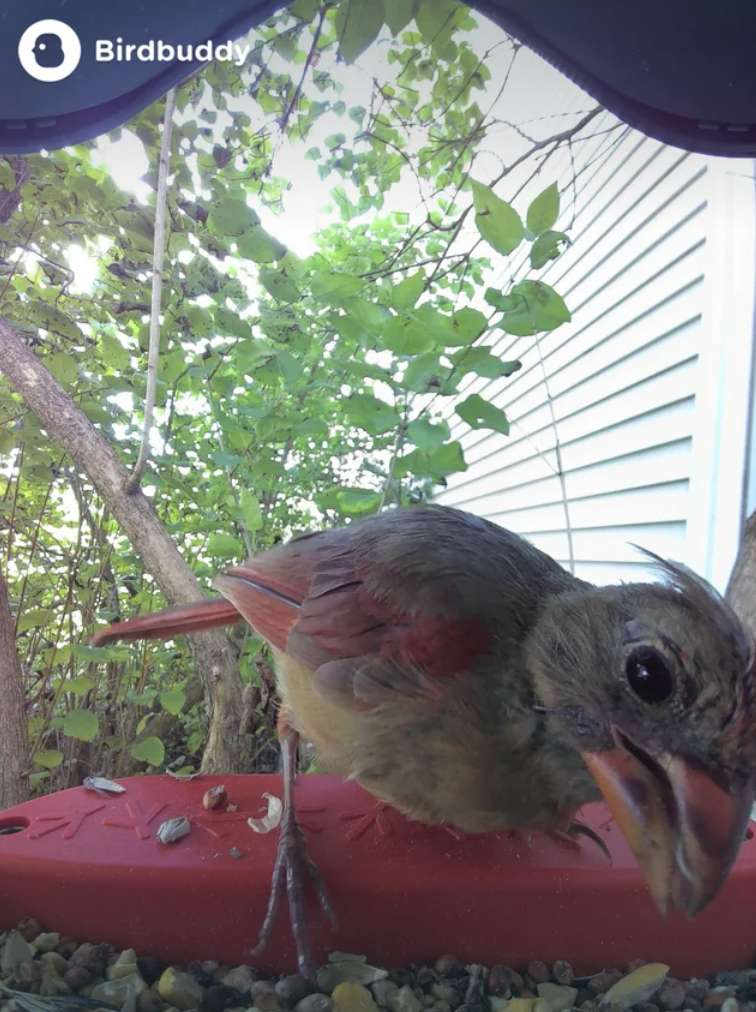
xmin=581 ymin=729 xmax=755 ymax=917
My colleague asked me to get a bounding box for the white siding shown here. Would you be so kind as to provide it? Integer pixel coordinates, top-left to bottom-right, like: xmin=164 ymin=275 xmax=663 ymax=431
xmin=435 ymin=103 xmax=756 ymax=591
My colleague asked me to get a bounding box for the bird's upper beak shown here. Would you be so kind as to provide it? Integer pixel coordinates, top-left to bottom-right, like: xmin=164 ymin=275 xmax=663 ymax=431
xmin=581 ymin=728 xmax=755 ymax=917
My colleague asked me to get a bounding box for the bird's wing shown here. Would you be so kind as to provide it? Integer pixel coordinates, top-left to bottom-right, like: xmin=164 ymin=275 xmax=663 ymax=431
xmin=215 ymin=522 xmax=496 ymax=712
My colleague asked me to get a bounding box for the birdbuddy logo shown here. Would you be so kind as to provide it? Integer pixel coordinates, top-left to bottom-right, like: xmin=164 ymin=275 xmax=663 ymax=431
xmin=18 ymin=20 xmax=82 ymax=82
xmin=18 ymin=19 xmax=252 ymax=82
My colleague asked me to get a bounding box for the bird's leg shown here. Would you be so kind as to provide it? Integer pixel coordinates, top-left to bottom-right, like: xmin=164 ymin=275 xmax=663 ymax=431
xmin=252 ymin=706 xmax=337 ymax=982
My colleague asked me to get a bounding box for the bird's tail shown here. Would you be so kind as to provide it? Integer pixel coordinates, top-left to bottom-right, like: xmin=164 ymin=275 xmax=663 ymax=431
xmin=90 ymin=598 xmax=241 ymax=646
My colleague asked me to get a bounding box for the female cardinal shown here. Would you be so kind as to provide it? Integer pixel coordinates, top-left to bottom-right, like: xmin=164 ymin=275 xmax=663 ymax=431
xmin=92 ymin=506 xmax=756 ymax=980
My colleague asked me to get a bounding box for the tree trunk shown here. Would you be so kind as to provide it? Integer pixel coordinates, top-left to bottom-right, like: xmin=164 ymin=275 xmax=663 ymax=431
xmin=0 ymin=319 xmax=250 ymax=775
xmin=725 ymin=508 xmax=756 ymax=633
xmin=0 ymin=559 xmax=31 ymax=809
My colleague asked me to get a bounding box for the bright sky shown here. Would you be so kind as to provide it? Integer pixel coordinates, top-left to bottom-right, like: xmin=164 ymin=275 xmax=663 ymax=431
xmin=67 ymin=9 xmax=589 ymax=294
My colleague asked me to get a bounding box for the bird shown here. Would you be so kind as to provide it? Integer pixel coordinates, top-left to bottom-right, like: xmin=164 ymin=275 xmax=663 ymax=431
xmin=91 ymin=505 xmax=756 ymax=980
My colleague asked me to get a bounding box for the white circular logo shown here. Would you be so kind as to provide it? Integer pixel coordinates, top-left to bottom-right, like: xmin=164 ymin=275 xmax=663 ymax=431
xmin=18 ymin=20 xmax=82 ymax=82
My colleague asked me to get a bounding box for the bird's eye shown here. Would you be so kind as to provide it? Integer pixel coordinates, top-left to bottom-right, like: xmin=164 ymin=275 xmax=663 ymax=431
xmin=625 ymin=647 xmax=674 ymax=704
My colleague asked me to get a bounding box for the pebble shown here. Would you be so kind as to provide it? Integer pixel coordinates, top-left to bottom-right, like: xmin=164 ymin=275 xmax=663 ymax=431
xmin=138 ymin=989 xmax=167 ymax=1012
xmin=91 ymin=974 xmax=148 ymax=1008
xmin=32 ymin=932 xmax=61 ymax=953
xmin=430 ymin=984 xmax=460 ymax=1005
xmin=2 ymin=919 xmax=756 ymax=1012
xmin=16 ymin=917 xmax=41 ymax=943
xmin=40 ymin=949 xmax=68 ymax=975
xmin=507 ymin=1000 xmax=535 ymax=1012
xmin=433 ymin=957 xmax=464 ymax=979
xmin=295 ymin=996 xmax=333 ymax=1012
xmin=528 ymin=964 xmax=551 ymax=985
xmin=110 ymin=948 xmax=142 ymax=981
xmin=220 ymin=964 xmax=259 ymax=997
xmin=659 ymin=981 xmax=689 ymax=1011
xmin=1 ymin=931 xmax=33 ymax=975
xmin=157 ymin=967 xmax=205 ymax=1010
xmin=277 ymin=974 xmax=315 ymax=1007
xmin=372 ymin=982 xmax=400 ymax=1008
xmin=489 ymin=965 xmax=523 ymax=996
xmin=589 ymin=972 xmax=624 ymax=995
xmin=204 ymin=985 xmax=242 ymax=1012
xmin=333 ymin=983 xmax=380 ymax=1012
xmin=386 ymin=985 xmax=424 ymax=1012
xmin=552 ymin=963 xmax=573 ymax=986
xmin=18 ymin=959 xmax=43 ymax=983
xmin=56 ymin=936 xmax=79 ymax=960
xmin=537 ymin=983 xmax=578 ymax=1012
xmin=599 ymin=964 xmax=669 ymax=1011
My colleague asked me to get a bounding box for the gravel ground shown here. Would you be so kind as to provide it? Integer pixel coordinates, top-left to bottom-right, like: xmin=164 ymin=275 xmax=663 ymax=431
xmin=1 ymin=922 xmax=754 ymax=1012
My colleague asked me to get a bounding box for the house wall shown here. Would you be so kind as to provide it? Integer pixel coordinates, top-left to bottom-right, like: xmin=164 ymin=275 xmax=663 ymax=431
xmin=434 ymin=109 xmax=756 ymax=592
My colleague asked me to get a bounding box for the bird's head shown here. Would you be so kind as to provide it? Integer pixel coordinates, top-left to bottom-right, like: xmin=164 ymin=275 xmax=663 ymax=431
xmin=529 ymin=552 xmax=756 ymax=918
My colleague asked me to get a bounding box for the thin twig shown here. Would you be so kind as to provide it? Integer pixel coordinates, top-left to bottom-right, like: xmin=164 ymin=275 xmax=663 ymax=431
xmin=127 ymin=88 xmax=176 ymax=492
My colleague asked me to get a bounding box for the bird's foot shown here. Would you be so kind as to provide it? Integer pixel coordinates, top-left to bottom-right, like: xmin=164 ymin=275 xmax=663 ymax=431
xmin=252 ymin=804 xmax=337 ymax=982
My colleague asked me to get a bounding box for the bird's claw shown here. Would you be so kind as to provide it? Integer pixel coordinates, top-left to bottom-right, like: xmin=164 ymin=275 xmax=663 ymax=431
xmin=563 ymin=818 xmax=612 ymax=861
xmin=252 ymin=808 xmax=336 ymax=982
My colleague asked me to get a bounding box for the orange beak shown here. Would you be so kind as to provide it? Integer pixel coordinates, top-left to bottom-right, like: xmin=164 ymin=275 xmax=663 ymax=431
xmin=581 ymin=729 xmax=755 ymax=917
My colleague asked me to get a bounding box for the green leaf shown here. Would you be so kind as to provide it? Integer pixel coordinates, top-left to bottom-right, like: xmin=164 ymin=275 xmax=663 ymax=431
xmin=526 ymin=182 xmax=560 ymax=235
xmin=207 ymin=533 xmax=244 ymax=559
xmin=16 ymin=608 xmax=54 ymax=633
xmin=382 ymin=312 xmax=434 ymax=354
xmin=34 ymin=749 xmax=64 ymax=770
xmin=237 ymin=227 xmax=287 ymax=263
xmin=450 ymin=347 xmax=521 ymax=379
xmin=63 ymin=708 xmax=99 ymax=742
xmin=385 ymin=0 xmax=418 ymax=34
xmin=426 ymin=440 xmax=467 ymax=476
xmin=311 ymin=271 xmax=363 ymax=305
xmin=530 ymin=230 xmax=570 ymax=270
xmin=345 ymin=392 xmax=398 ymax=434
xmin=336 ymin=487 xmax=382 ymax=514
xmin=391 ymin=271 xmax=425 ymax=312
xmin=289 ymin=0 xmax=320 ymax=20
xmin=65 ymin=677 xmax=95 ymax=695
xmin=207 ymin=197 xmax=260 ymax=236
xmin=99 ymin=332 xmax=131 ymax=372
xmin=129 ymin=736 xmax=165 ymax=766
xmin=498 ymin=280 xmax=571 ymax=336
xmin=47 ymin=352 xmax=78 ymax=386
xmin=259 ymin=266 xmax=301 ymax=304
xmin=211 ymin=449 xmax=243 ymax=469
xmin=470 ymin=180 xmax=524 ymax=256
xmin=335 ymin=0 xmax=385 ymax=63
xmin=0 ymin=160 xmax=16 ymax=189
xmin=406 ymin=417 xmax=449 ymax=454
xmin=402 ymin=353 xmax=442 ymax=392
xmin=448 ymin=307 xmax=488 ymax=346
xmin=346 ymin=298 xmax=386 ymax=340
xmin=241 ymin=490 xmax=264 ymax=532
xmin=416 ymin=0 xmax=464 ymax=44
xmin=72 ymin=643 xmax=114 ymax=662
xmin=160 ymin=688 xmax=186 ymax=716
xmin=456 ymin=393 xmax=510 ymax=434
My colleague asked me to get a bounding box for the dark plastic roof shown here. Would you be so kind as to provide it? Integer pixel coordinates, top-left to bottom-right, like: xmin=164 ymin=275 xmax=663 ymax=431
xmin=0 ymin=0 xmax=754 ymax=156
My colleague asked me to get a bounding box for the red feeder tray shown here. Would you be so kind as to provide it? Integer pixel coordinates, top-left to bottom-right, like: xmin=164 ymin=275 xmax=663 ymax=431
xmin=0 ymin=774 xmax=754 ymax=977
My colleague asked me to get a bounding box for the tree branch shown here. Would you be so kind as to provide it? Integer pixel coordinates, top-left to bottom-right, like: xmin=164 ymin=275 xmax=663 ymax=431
xmin=0 ymin=318 xmax=250 ymax=774
xmin=127 ymin=87 xmax=177 ymax=492
xmin=0 ymin=557 xmax=31 ymax=809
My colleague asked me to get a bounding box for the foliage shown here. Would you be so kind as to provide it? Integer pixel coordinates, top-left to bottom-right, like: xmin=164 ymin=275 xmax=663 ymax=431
xmin=0 ymin=0 xmax=595 ymax=791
